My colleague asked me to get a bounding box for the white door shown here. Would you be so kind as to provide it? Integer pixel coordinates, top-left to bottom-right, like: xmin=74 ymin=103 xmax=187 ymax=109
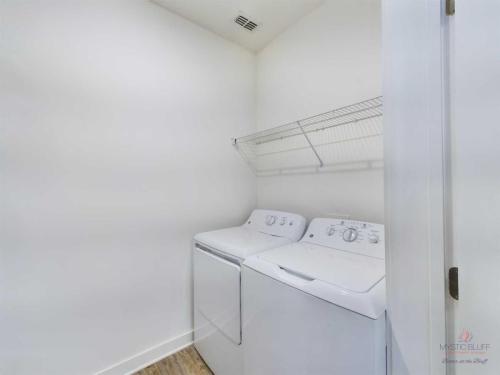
xmin=446 ymin=1 xmax=500 ymax=373
xmin=193 ymin=246 xmax=241 ymax=345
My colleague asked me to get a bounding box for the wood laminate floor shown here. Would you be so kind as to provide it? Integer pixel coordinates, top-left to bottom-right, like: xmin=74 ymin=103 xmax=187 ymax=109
xmin=134 ymin=346 xmax=213 ymax=375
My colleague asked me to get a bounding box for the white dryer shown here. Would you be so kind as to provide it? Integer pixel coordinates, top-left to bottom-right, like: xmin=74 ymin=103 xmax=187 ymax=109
xmin=193 ymin=209 xmax=306 ymax=375
xmin=242 ymin=218 xmax=386 ymax=375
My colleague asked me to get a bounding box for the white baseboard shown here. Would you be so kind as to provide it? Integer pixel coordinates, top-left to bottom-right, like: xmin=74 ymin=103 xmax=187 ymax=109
xmin=95 ymin=330 xmax=193 ymax=375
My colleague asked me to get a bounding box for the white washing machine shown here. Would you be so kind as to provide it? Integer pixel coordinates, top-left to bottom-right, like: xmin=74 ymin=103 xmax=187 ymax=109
xmin=242 ymin=218 xmax=386 ymax=375
xmin=193 ymin=209 xmax=306 ymax=375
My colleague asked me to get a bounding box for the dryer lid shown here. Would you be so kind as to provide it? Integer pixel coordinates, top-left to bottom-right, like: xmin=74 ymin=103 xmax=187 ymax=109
xmin=194 ymin=227 xmax=292 ymax=260
xmin=194 ymin=209 xmax=306 ymax=260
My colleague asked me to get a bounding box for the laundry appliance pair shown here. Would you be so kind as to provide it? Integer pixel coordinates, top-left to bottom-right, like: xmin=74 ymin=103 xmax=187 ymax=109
xmin=193 ymin=209 xmax=386 ymax=375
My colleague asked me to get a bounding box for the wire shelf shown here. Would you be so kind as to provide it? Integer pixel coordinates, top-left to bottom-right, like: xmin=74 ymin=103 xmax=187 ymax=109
xmin=233 ymin=97 xmax=383 ymax=176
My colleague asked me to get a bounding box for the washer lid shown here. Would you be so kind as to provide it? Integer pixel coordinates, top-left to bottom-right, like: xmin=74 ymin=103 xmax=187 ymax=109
xmin=243 ymin=242 xmax=386 ymax=319
xmin=194 ymin=227 xmax=293 ymax=260
xmin=259 ymin=243 xmax=385 ymax=293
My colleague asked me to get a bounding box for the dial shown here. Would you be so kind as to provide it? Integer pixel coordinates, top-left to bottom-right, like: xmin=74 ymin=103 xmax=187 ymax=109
xmin=279 ymin=217 xmax=287 ymax=226
xmin=265 ymin=215 xmax=277 ymax=225
xmin=368 ymin=234 xmax=379 ymax=244
xmin=343 ymin=228 xmax=358 ymax=242
xmin=326 ymin=226 xmax=336 ymax=236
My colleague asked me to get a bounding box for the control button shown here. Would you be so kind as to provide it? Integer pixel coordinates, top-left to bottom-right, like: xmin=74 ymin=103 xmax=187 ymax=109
xmin=343 ymin=228 xmax=358 ymax=242
xmin=289 ymin=221 xmax=294 ymax=226
xmin=368 ymin=234 xmax=379 ymax=244
xmin=326 ymin=226 xmax=335 ymax=236
xmin=279 ymin=217 xmax=287 ymax=226
xmin=266 ymin=215 xmax=277 ymax=225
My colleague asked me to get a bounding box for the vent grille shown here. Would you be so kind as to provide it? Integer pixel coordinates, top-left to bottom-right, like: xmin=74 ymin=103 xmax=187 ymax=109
xmin=234 ymin=15 xmax=259 ymax=31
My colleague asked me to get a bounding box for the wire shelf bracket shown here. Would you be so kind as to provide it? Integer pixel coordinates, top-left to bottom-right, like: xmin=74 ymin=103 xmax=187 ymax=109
xmin=232 ymin=97 xmax=383 ymax=176
xmin=297 ymin=120 xmax=324 ymax=167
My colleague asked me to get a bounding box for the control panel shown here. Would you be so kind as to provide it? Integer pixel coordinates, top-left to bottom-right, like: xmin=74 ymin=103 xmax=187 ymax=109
xmin=302 ymin=218 xmax=385 ymax=259
xmin=243 ymin=209 xmax=307 ymax=242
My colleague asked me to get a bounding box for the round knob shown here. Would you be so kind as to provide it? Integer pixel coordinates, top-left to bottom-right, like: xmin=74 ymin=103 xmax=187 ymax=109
xmin=266 ymin=215 xmax=277 ymax=225
xmin=326 ymin=226 xmax=335 ymax=236
xmin=368 ymin=234 xmax=379 ymax=244
xmin=343 ymin=228 xmax=358 ymax=242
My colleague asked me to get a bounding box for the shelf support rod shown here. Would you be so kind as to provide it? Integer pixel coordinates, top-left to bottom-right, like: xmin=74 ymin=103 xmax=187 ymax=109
xmin=296 ymin=121 xmax=324 ymax=167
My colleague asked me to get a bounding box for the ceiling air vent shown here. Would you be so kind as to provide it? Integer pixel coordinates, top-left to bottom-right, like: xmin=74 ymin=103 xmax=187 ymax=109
xmin=234 ymin=15 xmax=259 ymax=32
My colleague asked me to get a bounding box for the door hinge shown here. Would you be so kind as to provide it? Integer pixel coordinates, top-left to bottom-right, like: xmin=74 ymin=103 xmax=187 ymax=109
xmin=446 ymin=0 xmax=455 ymax=16
xmin=449 ymin=267 xmax=459 ymax=300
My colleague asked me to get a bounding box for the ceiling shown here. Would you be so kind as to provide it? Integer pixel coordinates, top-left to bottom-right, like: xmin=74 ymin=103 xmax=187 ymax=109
xmin=152 ymin=0 xmax=325 ymax=52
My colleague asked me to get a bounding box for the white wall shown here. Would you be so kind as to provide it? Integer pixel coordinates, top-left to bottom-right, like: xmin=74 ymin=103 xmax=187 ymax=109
xmin=255 ymin=0 xmax=383 ymax=222
xmin=0 ymin=1 xmax=256 ymax=374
